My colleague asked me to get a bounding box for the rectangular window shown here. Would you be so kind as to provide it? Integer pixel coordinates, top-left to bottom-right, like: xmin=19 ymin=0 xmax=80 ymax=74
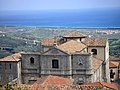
xmin=9 ymin=64 xmax=12 ymax=69
xmin=52 ymin=59 xmax=59 ymax=68
xmin=71 ymin=55 xmax=73 ymax=60
xmin=30 ymin=57 xmax=34 ymax=64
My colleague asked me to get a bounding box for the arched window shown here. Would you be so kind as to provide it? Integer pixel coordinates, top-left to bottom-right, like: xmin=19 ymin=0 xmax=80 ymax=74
xmin=91 ymin=49 xmax=97 ymax=55
xmin=52 ymin=59 xmax=59 ymax=68
xmin=30 ymin=57 xmax=34 ymax=64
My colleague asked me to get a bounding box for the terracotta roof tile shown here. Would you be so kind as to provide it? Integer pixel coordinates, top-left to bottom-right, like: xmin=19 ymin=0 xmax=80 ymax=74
xmin=82 ymin=38 xmax=107 ymax=47
xmin=81 ymin=82 xmax=118 ymax=90
xmin=64 ymin=32 xmax=87 ymax=38
xmin=15 ymin=76 xmax=72 ymax=90
xmin=109 ymin=61 xmax=119 ymax=68
xmin=57 ymin=40 xmax=87 ymax=54
xmin=16 ymin=82 xmax=118 ymax=90
xmin=92 ymin=57 xmax=103 ymax=71
xmin=41 ymin=38 xmax=57 ymax=46
xmin=0 ymin=53 xmax=21 ymax=62
xmin=41 ymin=75 xmax=72 ymax=85
xmin=34 ymin=76 xmax=47 ymax=84
xmin=41 ymin=38 xmax=63 ymax=46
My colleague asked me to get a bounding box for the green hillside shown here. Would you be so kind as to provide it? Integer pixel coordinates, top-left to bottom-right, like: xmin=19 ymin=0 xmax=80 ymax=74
xmin=0 ymin=26 xmax=120 ymax=58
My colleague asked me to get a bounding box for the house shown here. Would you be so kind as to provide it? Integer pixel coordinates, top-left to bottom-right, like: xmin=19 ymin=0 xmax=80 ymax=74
xmin=109 ymin=56 xmax=120 ymax=83
xmin=109 ymin=61 xmax=119 ymax=82
xmin=0 ymin=53 xmax=21 ymax=85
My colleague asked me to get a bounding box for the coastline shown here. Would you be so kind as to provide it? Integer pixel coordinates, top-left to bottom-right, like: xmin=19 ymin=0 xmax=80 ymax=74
xmin=0 ymin=25 xmax=120 ymax=29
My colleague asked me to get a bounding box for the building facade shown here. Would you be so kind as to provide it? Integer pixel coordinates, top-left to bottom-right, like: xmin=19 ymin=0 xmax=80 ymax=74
xmin=0 ymin=53 xmax=21 ymax=85
xmin=21 ymin=32 xmax=110 ymax=84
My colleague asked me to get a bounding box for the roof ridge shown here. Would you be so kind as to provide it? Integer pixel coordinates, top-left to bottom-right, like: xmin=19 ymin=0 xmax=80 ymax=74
xmin=110 ymin=61 xmax=119 ymax=67
xmin=41 ymin=46 xmax=69 ymax=55
xmin=11 ymin=54 xmax=17 ymax=61
xmin=63 ymin=32 xmax=87 ymax=37
xmin=0 ymin=53 xmax=21 ymax=62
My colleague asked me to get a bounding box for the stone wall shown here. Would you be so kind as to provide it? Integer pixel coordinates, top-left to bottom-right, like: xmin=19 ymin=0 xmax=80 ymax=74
xmin=92 ymin=64 xmax=103 ymax=82
xmin=0 ymin=62 xmax=18 ymax=85
xmin=105 ymin=41 xmax=110 ymax=82
xmin=21 ymin=53 xmax=40 ymax=84
xmin=72 ymin=54 xmax=93 ymax=84
xmin=87 ymin=47 xmax=105 ymax=61
xmin=40 ymin=55 xmax=70 ymax=76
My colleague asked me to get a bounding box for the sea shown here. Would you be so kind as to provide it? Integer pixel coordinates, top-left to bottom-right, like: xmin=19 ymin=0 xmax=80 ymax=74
xmin=0 ymin=8 xmax=120 ymax=28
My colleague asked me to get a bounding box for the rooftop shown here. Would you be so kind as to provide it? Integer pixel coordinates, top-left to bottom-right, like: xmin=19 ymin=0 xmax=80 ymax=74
xmin=41 ymin=38 xmax=64 ymax=47
xmin=35 ymin=75 xmax=72 ymax=85
xmin=57 ymin=40 xmax=87 ymax=54
xmin=109 ymin=61 xmax=119 ymax=68
xmin=82 ymin=38 xmax=107 ymax=47
xmin=0 ymin=53 xmax=21 ymax=62
xmin=14 ymin=78 xmax=118 ymax=90
xmin=81 ymin=82 xmax=118 ymax=90
xmin=41 ymin=38 xmax=57 ymax=46
xmin=63 ymin=32 xmax=87 ymax=38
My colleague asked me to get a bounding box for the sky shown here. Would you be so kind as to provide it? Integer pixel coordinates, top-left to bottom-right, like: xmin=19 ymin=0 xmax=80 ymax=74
xmin=0 ymin=0 xmax=120 ymax=11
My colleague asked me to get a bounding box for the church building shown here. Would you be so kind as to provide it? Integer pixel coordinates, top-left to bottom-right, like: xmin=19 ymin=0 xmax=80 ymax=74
xmin=0 ymin=32 xmax=110 ymax=85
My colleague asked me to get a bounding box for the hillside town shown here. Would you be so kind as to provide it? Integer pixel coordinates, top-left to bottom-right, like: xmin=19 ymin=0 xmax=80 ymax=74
xmin=96 ymin=30 xmax=120 ymax=35
xmin=0 ymin=32 xmax=119 ymax=89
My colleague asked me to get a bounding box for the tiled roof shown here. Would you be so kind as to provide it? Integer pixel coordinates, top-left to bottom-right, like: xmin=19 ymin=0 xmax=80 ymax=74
xmin=15 ymin=82 xmax=118 ymax=90
xmin=109 ymin=61 xmax=119 ymax=68
xmin=0 ymin=53 xmax=21 ymax=62
xmin=15 ymin=75 xmax=73 ymax=90
xmin=82 ymin=38 xmax=107 ymax=47
xmin=41 ymin=38 xmax=64 ymax=46
xmin=57 ymin=40 xmax=87 ymax=54
xmin=41 ymin=38 xmax=57 ymax=46
xmin=81 ymin=82 xmax=118 ymax=90
xmin=14 ymin=76 xmax=118 ymax=90
xmin=41 ymin=75 xmax=72 ymax=85
xmin=34 ymin=77 xmax=47 ymax=84
xmin=92 ymin=57 xmax=103 ymax=71
xmin=63 ymin=32 xmax=87 ymax=38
